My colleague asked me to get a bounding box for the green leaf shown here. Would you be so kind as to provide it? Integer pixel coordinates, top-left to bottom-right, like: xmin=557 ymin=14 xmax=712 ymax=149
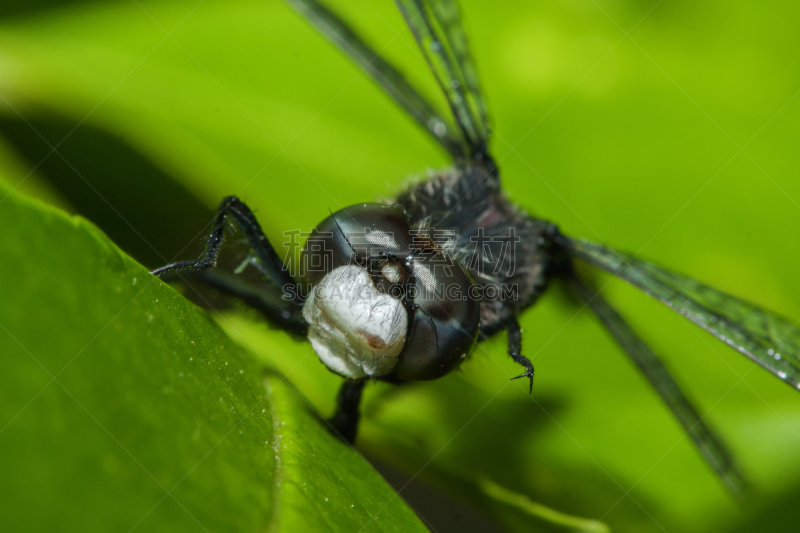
xmin=0 ymin=188 xmax=427 ymax=533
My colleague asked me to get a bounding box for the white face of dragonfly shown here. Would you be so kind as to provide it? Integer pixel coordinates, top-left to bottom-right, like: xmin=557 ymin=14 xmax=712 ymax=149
xmin=302 ymin=265 xmax=408 ymax=379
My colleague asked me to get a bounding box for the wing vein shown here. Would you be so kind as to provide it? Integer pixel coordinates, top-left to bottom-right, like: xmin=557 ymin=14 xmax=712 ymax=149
xmin=564 ymin=237 xmax=800 ymax=391
xmin=285 ymin=0 xmax=466 ymax=159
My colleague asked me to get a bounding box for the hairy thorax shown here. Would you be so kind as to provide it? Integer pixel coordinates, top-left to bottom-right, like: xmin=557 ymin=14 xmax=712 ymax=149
xmin=393 ymin=165 xmax=559 ymax=337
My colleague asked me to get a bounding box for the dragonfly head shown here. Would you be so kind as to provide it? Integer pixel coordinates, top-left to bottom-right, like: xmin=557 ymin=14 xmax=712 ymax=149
xmin=300 ymin=203 xmax=480 ymax=381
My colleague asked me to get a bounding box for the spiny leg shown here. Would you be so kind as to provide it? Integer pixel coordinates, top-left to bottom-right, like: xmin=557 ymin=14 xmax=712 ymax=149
xmin=150 ymin=196 xmax=298 ymax=300
xmin=507 ymin=316 xmax=534 ymax=393
xmin=329 ymin=380 xmax=366 ymax=444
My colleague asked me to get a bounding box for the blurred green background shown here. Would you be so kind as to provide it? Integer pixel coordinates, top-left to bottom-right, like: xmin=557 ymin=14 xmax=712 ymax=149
xmin=1 ymin=0 xmax=799 ymax=531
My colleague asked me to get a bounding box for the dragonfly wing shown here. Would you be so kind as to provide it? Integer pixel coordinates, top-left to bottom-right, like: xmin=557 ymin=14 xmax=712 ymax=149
xmin=395 ymin=0 xmax=491 ymax=161
xmin=285 ymin=0 xmax=466 ymax=160
xmin=571 ymin=274 xmax=748 ymax=498
xmin=564 ymin=237 xmax=800 ymax=390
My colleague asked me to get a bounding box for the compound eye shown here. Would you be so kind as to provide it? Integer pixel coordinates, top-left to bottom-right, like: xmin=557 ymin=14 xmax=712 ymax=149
xmin=394 ymin=254 xmax=480 ymax=381
xmin=300 ymin=203 xmax=413 ymax=289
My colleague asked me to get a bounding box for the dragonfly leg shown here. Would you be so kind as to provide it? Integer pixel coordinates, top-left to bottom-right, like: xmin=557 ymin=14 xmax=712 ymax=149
xmin=150 ymin=196 xmax=299 ymax=302
xmin=507 ymin=316 xmax=534 ymax=393
xmin=328 ymin=380 xmax=366 ymax=444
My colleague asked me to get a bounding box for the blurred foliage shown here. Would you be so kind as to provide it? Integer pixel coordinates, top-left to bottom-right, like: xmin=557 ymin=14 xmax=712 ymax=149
xmin=1 ymin=0 xmax=799 ymax=532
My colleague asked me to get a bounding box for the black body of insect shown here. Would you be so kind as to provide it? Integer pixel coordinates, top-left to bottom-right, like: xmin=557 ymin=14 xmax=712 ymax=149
xmin=151 ymin=0 xmax=800 ymax=499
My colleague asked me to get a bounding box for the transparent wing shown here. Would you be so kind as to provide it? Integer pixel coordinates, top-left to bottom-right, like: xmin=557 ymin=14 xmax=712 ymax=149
xmin=395 ymin=0 xmax=491 ymax=159
xmin=571 ymin=274 xmax=748 ymax=498
xmin=285 ymin=0 xmax=466 ymax=160
xmin=564 ymin=237 xmax=800 ymax=390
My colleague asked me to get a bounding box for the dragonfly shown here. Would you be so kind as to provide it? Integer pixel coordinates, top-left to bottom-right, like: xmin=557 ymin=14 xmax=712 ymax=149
xmin=151 ymin=0 xmax=800 ymax=499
